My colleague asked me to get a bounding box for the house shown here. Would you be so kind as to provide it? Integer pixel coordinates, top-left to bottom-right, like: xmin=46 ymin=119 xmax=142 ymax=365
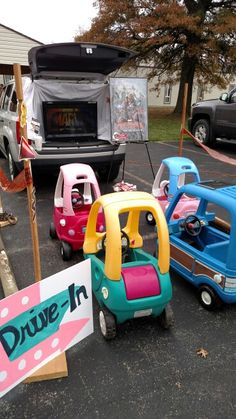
xmin=118 ymin=65 xmax=236 ymax=107
xmin=0 ymin=23 xmax=43 ymax=84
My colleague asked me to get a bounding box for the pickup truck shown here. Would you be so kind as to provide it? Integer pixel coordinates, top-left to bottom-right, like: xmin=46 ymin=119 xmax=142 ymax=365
xmin=188 ymin=87 xmax=236 ymax=147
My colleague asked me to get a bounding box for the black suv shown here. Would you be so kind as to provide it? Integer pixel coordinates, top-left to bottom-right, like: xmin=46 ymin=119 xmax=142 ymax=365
xmin=188 ymin=87 xmax=236 ymax=147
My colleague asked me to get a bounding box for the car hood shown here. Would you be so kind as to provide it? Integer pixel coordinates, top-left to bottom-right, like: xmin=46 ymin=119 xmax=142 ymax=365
xmin=28 ymin=42 xmax=136 ymax=79
xmin=193 ymin=98 xmax=219 ymax=107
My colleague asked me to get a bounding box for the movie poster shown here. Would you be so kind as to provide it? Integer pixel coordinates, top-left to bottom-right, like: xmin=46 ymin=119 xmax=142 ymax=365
xmin=110 ymin=78 xmax=148 ymax=142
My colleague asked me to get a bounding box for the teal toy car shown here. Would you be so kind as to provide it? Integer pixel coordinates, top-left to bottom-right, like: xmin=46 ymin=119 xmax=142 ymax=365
xmin=83 ymin=191 xmax=174 ymax=339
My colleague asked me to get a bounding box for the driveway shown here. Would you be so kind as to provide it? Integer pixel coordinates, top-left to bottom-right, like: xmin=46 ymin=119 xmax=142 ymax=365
xmin=0 ymin=140 xmax=236 ymax=418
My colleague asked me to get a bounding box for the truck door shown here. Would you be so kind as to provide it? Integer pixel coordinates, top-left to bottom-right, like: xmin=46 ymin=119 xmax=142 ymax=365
xmin=215 ymin=90 xmax=236 ymax=139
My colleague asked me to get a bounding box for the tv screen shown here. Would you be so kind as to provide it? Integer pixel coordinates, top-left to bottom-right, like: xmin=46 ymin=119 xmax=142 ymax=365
xmin=42 ymin=101 xmax=97 ymax=140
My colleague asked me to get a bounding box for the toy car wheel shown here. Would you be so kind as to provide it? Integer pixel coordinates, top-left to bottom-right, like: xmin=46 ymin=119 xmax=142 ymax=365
xmin=60 ymin=241 xmax=72 ymax=261
xmin=49 ymin=222 xmax=58 ymax=239
xmin=99 ymin=307 xmax=117 ymax=340
xmin=145 ymin=211 xmax=155 ymax=225
xmin=158 ymin=303 xmax=174 ymax=329
xmin=197 ymin=285 xmax=222 ymax=310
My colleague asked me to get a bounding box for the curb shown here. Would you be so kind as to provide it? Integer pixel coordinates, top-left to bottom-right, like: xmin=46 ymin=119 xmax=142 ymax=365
xmin=0 ymin=233 xmax=18 ymax=297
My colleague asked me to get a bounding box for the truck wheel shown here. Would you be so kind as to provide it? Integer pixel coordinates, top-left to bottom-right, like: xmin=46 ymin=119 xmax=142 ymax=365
xmin=197 ymin=285 xmax=222 ymax=310
xmin=99 ymin=307 xmax=117 ymax=340
xmin=98 ymin=163 xmax=120 ymax=182
xmin=60 ymin=241 xmax=72 ymax=261
xmin=49 ymin=222 xmax=58 ymax=239
xmin=7 ymin=146 xmax=19 ymax=181
xmin=158 ymin=303 xmax=174 ymax=329
xmin=192 ymin=119 xmax=216 ymax=147
xmin=145 ymin=211 xmax=155 ymax=225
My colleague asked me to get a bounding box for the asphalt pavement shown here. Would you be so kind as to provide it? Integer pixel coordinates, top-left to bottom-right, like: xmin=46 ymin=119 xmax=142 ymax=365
xmin=0 ymin=139 xmax=236 ymax=418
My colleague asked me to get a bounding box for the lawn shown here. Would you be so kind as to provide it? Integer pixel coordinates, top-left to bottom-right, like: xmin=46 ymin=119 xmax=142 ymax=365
xmin=148 ymin=107 xmax=182 ymax=142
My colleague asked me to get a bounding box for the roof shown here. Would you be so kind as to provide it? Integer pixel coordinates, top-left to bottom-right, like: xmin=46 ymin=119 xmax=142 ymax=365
xmin=0 ymin=23 xmax=43 ymax=75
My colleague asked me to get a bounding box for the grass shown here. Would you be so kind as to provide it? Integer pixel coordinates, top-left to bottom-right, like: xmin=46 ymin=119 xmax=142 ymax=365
xmin=148 ymin=107 xmax=182 ymax=142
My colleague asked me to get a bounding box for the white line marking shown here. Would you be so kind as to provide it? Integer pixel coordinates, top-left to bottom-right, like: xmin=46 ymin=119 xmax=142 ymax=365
xmin=124 ymin=170 xmax=153 ymax=187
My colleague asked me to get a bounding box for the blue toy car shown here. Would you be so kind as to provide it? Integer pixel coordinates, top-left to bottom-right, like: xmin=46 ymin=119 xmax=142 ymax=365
xmin=146 ymin=156 xmax=200 ymax=225
xmin=164 ymin=180 xmax=236 ymax=310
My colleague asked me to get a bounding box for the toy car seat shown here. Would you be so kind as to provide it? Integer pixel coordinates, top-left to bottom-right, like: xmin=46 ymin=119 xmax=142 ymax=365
xmin=71 ymin=188 xmax=84 ymax=209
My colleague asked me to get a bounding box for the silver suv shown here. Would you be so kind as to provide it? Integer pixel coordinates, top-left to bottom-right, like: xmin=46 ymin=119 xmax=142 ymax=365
xmin=0 ymin=42 xmax=135 ymax=180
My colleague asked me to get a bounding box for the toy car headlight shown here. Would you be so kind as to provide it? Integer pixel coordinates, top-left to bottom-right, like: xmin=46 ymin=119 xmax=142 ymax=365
xmin=60 ymin=219 xmax=66 ymax=227
xmin=101 ymin=287 xmax=109 ymax=299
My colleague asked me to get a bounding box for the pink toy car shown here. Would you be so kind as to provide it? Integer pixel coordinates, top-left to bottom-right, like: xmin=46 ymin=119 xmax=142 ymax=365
xmin=50 ymin=163 xmax=104 ymax=260
xmin=146 ymin=157 xmax=201 ymax=225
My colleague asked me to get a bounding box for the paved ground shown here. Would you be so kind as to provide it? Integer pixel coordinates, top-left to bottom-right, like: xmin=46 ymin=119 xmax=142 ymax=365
xmin=0 ymin=139 xmax=236 ymax=418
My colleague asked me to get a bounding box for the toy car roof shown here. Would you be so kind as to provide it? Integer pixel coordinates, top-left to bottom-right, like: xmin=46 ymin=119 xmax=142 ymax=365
xmin=60 ymin=163 xmax=99 ymax=186
xmin=162 ymin=156 xmax=200 ymax=177
xmin=169 ymin=180 xmax=236 ymax=213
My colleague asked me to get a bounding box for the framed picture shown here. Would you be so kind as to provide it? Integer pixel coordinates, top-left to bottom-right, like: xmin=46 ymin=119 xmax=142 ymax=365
xmin=110 ymin=78 xmax=148 ymax=142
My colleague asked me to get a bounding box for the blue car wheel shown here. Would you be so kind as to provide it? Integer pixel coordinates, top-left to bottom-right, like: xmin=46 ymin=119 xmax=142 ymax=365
xmin=197 ymin=285 xmax=222 ymax=310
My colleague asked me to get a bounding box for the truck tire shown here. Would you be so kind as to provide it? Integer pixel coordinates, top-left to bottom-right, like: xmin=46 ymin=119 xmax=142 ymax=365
xmin=192 ymin=119 xmax=216 ymax=147
xmin=7 ymin=146 xmax=19 ymax=181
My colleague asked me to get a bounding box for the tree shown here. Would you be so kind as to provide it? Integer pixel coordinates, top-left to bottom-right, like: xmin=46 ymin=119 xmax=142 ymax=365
xmin=76 ymin=0 xmax=236 ymax=114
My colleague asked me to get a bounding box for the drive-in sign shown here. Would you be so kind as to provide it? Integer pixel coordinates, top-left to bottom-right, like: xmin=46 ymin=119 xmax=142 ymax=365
xmin=0 ymin=259 xmax=93 ymax=398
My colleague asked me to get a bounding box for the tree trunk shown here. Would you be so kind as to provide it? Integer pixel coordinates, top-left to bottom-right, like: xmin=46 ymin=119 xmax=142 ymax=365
xmin=173 ymin=54 xmax=196 ymax=115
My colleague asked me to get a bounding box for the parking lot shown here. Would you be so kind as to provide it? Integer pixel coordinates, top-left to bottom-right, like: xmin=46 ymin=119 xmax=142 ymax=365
xmin=0 ymin=139 xmax=236 ymax=419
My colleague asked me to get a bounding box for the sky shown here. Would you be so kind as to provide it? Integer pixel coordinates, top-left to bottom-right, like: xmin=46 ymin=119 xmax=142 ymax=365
xmin=1 ymin=0 xmax=98 ymax=44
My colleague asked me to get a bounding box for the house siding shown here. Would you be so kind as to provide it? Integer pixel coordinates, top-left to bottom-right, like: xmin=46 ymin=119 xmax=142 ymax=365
xmin=117 ymin=65 xmax=236 ymax=107
xmin=0 ymin=24 xmax=42 ymax=79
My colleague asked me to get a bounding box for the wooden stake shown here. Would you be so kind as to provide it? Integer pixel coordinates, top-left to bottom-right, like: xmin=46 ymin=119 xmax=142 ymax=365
xmin=13 ymin=63 xmax=68 ymax=381
xmin=13 ymin=63 xmax=41 ymax=282
xmin=178 ymin=83 xmax=188 ymax=156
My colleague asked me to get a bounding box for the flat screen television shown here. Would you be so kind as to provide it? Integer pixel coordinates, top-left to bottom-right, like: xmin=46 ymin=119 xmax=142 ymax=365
xmin=42 ymin=101 xmax=97 ymax=141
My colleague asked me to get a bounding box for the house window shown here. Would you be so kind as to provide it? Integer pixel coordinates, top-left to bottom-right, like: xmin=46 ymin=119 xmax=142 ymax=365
xmin=163 ymin=85 xmax=172 ymax=104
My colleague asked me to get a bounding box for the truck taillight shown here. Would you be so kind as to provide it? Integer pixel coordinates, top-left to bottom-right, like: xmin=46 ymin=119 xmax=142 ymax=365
xmin=16 ymin=120 xmax=31 ymax=145
xmin=16 ymin=120 xmax=21 ymax=144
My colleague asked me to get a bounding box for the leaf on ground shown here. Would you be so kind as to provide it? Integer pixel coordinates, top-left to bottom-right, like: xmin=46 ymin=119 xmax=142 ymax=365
xmin=196 ymin=348 xmax=208 ymax=358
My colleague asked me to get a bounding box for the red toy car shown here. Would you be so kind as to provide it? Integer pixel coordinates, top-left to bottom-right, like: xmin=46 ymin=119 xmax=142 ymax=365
xmin=50 ymin=163 xmax=104 ymax=260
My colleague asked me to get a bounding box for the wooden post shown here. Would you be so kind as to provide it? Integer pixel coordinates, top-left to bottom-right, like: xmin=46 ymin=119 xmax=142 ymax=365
xmin=13 ymin=64 xmax=41 ymax=282
xmin=178 ymin=83 xmax=188 ymax=156
xmin=13 ymin=64 xmax=68 ymax=382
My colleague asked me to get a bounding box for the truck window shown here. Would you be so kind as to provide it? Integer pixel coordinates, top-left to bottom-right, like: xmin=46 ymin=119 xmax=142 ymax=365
xmin=0 ymin=85 xmax=6 ymax=108
xmin=2 ymin=84 xmax=13 ymax=111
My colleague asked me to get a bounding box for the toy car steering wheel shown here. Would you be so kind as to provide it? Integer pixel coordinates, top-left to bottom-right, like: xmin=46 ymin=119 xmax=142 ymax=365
xmin=163 ymin=182 xmax=169 ymax=197
xmin=183 ymin=214 xmax=202 ymax=236
xmin=71 ymin=189 xmax=84 ymax=209
xmin=102 ymin=230 xmax=130 ymax=256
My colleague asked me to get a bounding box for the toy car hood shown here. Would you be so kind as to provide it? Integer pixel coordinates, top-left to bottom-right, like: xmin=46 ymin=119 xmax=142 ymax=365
xmin=28 ymin=42 xmax=136 ymax=79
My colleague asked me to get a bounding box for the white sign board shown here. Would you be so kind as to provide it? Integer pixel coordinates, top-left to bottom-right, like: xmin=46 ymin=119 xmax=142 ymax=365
xmin=0 ymin=259 xmax=93 ymax=398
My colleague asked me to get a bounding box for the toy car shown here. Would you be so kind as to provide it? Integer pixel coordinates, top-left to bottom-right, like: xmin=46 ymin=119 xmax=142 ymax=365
xmin=146 ymin=157 xmax=200 ymax=225
xmin=83 ymin=191 xmax=174 ymax=339
xmin=165 ymin=180 xmax=236 ymax=310
xmin=50 ymin=163 xmax=104 ymax=260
